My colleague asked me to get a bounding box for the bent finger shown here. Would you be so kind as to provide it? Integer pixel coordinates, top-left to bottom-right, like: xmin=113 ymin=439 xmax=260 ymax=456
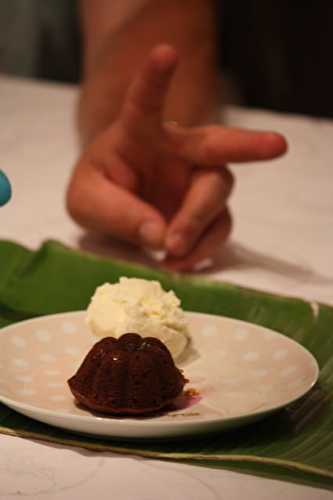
xmin=166 ymin=167 xmax=234 ymax=257
xmin=163 ymin=209 xmax=232 ymax=272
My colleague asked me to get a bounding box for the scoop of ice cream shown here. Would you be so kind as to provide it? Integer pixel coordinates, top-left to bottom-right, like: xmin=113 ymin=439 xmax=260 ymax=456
xmin=86 ymin=278 xmax=190 ymax=360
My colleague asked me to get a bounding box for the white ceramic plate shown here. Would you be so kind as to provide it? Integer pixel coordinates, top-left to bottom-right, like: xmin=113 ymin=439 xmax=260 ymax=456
xmin=0 ymin=311 xmax=318 ymax=439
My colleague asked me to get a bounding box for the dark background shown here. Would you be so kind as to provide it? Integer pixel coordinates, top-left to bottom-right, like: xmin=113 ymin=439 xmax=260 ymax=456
xmin=1 ymin=1 xmax=332 ymax=118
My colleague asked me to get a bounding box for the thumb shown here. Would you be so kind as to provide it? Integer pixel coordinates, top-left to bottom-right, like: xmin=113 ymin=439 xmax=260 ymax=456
xmin=67 ymin=165 xmax=166 ymax=249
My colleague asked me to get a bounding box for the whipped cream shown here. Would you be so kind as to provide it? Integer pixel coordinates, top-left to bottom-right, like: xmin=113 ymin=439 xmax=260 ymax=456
xmin=86 ymin=278 xmax=190 ymax=360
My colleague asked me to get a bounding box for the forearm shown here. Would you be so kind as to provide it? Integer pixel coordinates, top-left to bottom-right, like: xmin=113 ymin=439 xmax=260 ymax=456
xmin=78 ymin=0 xmax=221 ymax=145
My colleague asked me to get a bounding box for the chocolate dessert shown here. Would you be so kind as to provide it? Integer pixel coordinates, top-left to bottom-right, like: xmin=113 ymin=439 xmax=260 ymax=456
xmin=68 ymin=333 xmax=187 ymax=415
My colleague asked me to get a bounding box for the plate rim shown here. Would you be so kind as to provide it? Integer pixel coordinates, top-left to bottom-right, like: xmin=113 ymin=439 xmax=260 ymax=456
xmin=0 ymin=310 xmax=320 ymax=437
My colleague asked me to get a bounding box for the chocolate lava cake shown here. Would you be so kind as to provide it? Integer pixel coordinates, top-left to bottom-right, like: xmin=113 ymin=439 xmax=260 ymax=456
xmin=68 ymin=333 xmax=187 ymax=414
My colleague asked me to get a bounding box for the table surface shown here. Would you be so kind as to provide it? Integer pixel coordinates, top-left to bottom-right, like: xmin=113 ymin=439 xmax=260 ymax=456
xmin=0 ymin=75 xmax=332 ymax=500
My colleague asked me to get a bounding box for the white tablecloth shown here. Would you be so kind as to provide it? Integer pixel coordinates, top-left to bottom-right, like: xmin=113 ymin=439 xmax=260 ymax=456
xmin=0 ymin=75 xmax=332 ymax=499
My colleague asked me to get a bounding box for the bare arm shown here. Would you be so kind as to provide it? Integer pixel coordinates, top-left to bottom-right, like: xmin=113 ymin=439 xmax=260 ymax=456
xmin=78 ymin=0 xmax=221 ymax=144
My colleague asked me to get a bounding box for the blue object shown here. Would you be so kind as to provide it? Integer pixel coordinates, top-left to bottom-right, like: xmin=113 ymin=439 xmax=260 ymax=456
xmin=0 ymin=170 xmax=12 ymax=206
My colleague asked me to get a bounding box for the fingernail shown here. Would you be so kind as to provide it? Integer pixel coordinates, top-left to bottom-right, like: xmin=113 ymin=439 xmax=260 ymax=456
xmin=166 ymin=232 xmax=188 ymax=257
xmin=192 ymin=258 xmax=214 ymax=272
xmin=143 ymin=247 xmax=167 ymax=262
xmin=139 ymin=221 xmax=164 ymax=248
xmin=165 ymin=120 xmax=179 ymax=128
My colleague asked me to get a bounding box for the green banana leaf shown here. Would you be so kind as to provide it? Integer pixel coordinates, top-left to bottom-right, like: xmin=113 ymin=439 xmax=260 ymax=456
xmin=0 ymin=239 xmax=332 ymax=491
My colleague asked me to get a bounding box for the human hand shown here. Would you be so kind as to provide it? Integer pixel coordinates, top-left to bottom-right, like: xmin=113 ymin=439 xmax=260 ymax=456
xmin=67 ymin=45 xmax=287 ymax=271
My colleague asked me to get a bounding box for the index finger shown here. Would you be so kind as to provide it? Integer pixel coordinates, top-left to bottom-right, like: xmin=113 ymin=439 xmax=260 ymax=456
xmin=120 ymin=44 xmax=178 ymax=136
xmin=166 ymin=123 xmax=288 ymax=165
